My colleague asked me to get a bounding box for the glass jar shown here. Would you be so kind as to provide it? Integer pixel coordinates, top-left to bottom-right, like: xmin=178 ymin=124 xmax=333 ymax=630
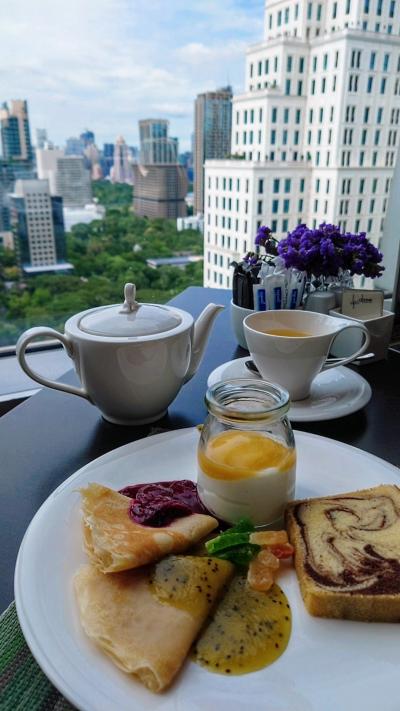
xmin=197 ymin=379 xmax=296 ymax=528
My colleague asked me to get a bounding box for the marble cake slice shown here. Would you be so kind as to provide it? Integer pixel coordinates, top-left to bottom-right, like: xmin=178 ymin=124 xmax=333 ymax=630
xmin=286 ymin=484 xmax=400 ymax=622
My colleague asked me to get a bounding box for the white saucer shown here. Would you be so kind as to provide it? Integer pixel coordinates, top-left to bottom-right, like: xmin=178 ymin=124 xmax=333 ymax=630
xmin=206 ymin=357 xmax=372 ymax=422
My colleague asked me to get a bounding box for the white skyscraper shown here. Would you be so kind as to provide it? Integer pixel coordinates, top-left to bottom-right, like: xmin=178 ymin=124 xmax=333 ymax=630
xmin=37 ymin=148 xmax=92 ymax=208
xmin=204 ymin=0 xmax=400 ymax=289
xmin=111 ymin=136 xmax=133 ymax=184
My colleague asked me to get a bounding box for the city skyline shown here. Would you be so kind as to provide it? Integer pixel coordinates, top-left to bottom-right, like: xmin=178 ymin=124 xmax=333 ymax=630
xmin=0 ymin=0 xmax=263 ymax=151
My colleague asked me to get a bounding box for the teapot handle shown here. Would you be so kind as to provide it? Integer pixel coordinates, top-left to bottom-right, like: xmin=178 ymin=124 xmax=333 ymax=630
xmin=16 ymin=327 xmax=91 ymax=401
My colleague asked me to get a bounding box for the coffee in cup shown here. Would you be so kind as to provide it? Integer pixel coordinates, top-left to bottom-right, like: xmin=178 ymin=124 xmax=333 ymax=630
xmin=243 ymin=310 xmax=370 ymax=401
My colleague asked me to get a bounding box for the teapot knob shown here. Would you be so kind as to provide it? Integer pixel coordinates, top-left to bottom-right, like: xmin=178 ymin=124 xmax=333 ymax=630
xmin=120 ymin=283 xmax=139 ymax=313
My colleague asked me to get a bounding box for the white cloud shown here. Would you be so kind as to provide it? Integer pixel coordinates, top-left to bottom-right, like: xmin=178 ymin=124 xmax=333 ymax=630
xmin=0 ymin=0 xmax=263 ymax=150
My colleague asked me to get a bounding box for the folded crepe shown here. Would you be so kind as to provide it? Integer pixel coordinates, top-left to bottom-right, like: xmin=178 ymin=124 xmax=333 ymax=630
xmin=81 ymin=483 xmax=218 ymax=573
xmin=75 ymin=556 xmax=234 ymax=692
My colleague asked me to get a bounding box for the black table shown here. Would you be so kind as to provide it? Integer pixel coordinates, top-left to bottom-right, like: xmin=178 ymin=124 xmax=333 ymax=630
xmin=1 ymin=286 xmax=399 ymax=611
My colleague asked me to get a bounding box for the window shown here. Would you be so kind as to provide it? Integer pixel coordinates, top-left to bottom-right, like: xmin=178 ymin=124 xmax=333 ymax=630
xmin=284 ymin=108 xmax=289 ymax=124
xmin=312 ymin=56 xmax=317 ymax=72
xmin=332 ymin=1 xmax=337 ymax=18
xmin=364 ymin=0 xmax=369 ymax=11
xmin=364 ymin=106 xmax=370 ymax=123
xmin=321 ymin=77 xmax=326 ymax=93
xmin=311 ymin=79 xmax=316 ymax=95
xmin=272 ymin=199 xmax=279 ymax=213
xmin=307 ymin=2 xmax=312 ymax=19
xmin=270 ymin=129 xmax=276 ymax=144
xmin=272 ymin=107 xmax=277 ymax=122
xmin=346 ymin=0 xmax=351 ymax=12
xmin=273 ymin=178 xmax=280 ymax=193
xmin=299 ymin=57 xmax=305 ymax=73
xmin=282 ymin=130 xmax=288 ymax=145
xmin=297 ymin=80 xmax=303 ymax=96
xmin=367 ymin=76 xmax=373 ymax=93
xmin=257 ymin=200 xmax=263 ymax=215
xmin=285 ymin=79 xmax=291 ymax=95
xmin=294 ymin=130 xmax=300 ymax=145
xmin=361 ymin=128 xmax=367 ymax=145
xmin=390 ymin=0 xmax=395 ymax=17
xmin=287 ymin=56 xmax=293 ymax=72
xmin=377 ymin=107 xmax=383 ymax=124
xmin=374 ymin=129 xmax=380 ymax=145
xmin=359 ymin=178 xmax=365 ymax=193
xmin=258 ymin=179 xmax=264 ymax=194
xmin=377 ymin=0 xmax=383 ymax=15
xmin=295 ymin=109 xmax=301 ymax=124
xmin=381 ymin=78 xmax=386 ymax=94
xmin=284 ymin=178 xmax=291 ymax=193
xmin=383 ymin=54 xmax=390 ymax=72
xmin=283 ymin=199 xmax=290 ymax=213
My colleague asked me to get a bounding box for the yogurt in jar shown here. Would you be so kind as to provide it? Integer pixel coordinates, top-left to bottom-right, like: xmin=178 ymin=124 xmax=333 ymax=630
xmin=197 ymin=429 xmax=296 ymax=527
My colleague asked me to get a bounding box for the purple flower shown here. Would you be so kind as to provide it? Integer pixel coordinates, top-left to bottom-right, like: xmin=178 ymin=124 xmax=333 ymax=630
xmin=277 ymin=223 xmax=384 ymax=279
xmin=255 ymin=225 xmax=278 ymax=255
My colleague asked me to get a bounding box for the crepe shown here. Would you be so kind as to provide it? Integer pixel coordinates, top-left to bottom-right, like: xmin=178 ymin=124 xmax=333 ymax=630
xmin=81 ymin=483 xmax=218 ymax=573
xmin=75 ymin=556 xmax=234 ymax=692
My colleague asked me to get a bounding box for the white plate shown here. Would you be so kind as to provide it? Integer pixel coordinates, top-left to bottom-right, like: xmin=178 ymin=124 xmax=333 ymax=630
xmin=15 ymin=428 xmax=400 ymax=711
xmin=207 ymin=357 xmax=372 ymax=422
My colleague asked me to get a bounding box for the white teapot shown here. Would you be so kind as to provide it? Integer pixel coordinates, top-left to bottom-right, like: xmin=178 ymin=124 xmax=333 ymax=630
xmin=16 ymin=284 xmax=224 ymax=425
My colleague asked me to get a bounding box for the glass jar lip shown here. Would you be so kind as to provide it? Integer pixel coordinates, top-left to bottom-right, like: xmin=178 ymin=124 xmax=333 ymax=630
xmin=205 ymin=378 xmax=290 ymax=423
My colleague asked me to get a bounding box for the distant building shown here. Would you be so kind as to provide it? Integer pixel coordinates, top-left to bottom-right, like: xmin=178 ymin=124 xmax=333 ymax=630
xmin=10 ymin=179 xmax=72 ymax=272
xmin=65 ymin=136 xmax=84 ymax=155
xmin=139 ymin=119 xmax=178 ymax=164
xmin=111 ymin=136 xmax=133 ymax=184
xmin=0 ymin=100 xmax=33 ymax=163
xmin=0 ymin=161 xmax=15 ymax=231
xmin=194 ymin=87 xmax=232 ymax=214
xmin=55 ymin=157 xmax=92 ymax=208
xmin=133 ymin=164 xmax=188 ymax=219
xmin=146 ymin=255 xmax=203 ymax=269
xmin=63 ymin=202 xmax=105 ymax=231
xmin=179 ymin=151 xmax=194 ymax=182
xmin=80 ymin=129 xmax=95 ymax=147
xmin=101 ymin=143 xmax=114 ymax=177
xmin=35 ymin=128 xmax=48 ymax=149
xmin=177 ymin=213 xmax=204 ymax=233
xmin=37 ymin=148 xmax=92 ymax=208
xmin=83 ymin=143 xmax=102 ymax=180
xmin=0 ymin=231 xmax=14 ymax=250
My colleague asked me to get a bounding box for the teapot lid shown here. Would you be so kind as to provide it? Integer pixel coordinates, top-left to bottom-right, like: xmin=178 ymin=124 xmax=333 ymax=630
xmin=78 ymin=283 xmax=182 ymax=337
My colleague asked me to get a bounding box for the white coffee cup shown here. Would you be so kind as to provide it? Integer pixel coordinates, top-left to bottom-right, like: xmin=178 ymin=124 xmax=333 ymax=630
xmin=243 ymin=310 xmax=370 ymax=401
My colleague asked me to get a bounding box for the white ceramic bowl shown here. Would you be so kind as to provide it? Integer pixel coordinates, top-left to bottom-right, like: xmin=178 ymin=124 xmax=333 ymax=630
xmin=230 ymin=300 xmax=253 ymax=349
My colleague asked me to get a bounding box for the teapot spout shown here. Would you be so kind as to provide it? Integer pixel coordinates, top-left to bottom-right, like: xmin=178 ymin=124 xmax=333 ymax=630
xmin=184 ymin=303 xmax=224 ymax=383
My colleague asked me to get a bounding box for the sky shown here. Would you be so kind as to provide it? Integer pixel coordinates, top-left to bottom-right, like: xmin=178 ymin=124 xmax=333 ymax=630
xmin=0 ymin=0 xmax=264 ymax=152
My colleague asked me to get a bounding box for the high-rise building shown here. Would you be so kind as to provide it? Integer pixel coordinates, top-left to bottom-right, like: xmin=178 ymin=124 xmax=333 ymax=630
xmin=194 ymin=86 xmax=233 ymax=214
xmin=80 ymin=129 xmax=95 ymax=147
xmin=133 ymin=164 xmax=188 ymax=218
xmin=101 ymin=143 xmax=114 ymax=177
xmin=204 ymin=0 xmax=400 ymax=289
xmin=139 ymin=119 xmax=179 ymax=164
xmin=37 ymin=148 xmax=92 ymax=208
xmin=35 ymin=128 xmax=48 ymax=149
xmin=111 ymin=136 xmax=133 ymax=184
xmin=65 ymin=136 xmax=85 ymax=155
xmin=0 ymin=100 xmax=33 ymax=163
xmin=10 ymin=179 xmax=71 ymax=273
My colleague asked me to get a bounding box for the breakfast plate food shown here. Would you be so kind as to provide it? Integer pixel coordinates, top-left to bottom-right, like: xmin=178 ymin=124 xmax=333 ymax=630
xmin=15 ymin=428 xmax=400 ymax=711
xmin=207 ymin=357 xmax=372 ymax=422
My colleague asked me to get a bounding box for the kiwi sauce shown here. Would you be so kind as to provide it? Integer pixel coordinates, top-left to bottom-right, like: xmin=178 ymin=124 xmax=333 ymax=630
xmin=193 ymin=575 xmax=291 ymax=675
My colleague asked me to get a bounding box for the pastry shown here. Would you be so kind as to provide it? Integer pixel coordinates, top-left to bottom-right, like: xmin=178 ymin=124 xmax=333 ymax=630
xmin=286 ymin=484 xmax=400 ymax=621
xmin=81 ymin=483 xmax=218 ymax=573
xmin=75 ymin=556 xmax=233 ymax=692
